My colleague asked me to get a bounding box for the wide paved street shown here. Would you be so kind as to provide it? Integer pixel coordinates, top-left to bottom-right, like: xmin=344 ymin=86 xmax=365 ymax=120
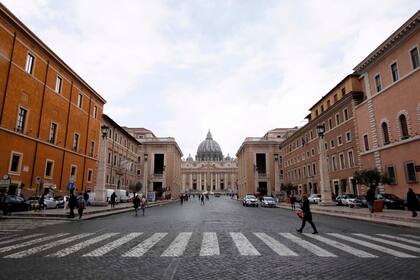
xmin=1 ymin=197 xmax=420 ymax=280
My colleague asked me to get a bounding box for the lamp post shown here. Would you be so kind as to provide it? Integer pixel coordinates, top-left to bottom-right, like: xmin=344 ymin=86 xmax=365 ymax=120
xmin=96 ymin=125 xmax=109 ymax=202
xmin=143 ymin=153 xmax=149 ymax=193
xmin=317 ymin=124 xmax=334 ymax=206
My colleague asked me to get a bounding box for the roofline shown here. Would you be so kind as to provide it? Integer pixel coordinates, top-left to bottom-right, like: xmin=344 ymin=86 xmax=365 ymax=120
xmin=308 ymin=73 xmax=359 ymax=110
xmin=353 ymin=10 xmax=420 ymax=73
xmin=102 ymin=114 xmax=141 ymax=144
xmin=0 ymin=3 xmax=106 ymax=104
xmin=142 ymin=139 xmax=184 ymax=157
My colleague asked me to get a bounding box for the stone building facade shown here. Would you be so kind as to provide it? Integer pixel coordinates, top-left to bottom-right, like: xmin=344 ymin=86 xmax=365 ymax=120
xmin=354 ymin=11 xmax=420 ymax=198
xmin=0 ymin=4 xmax=106 ymax=196
xmin=181 ymin=131 xmax=237 ymax=193
xmin=236 ymin=128 xmax=296 ymax=198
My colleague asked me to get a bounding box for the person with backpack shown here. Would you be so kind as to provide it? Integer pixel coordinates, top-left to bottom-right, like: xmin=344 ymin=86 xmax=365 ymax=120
xmin=133 ymin=195 xmax=140 ymax=216
xmin=110 ymin=192 xmax=117 ymax=208
xmin=68 ymin=193 xmax=77 ymax=218
xmin=77 ymin=195 xmax=86 ymax=219
xmin=140 ymin=195 xmax=146 ymax=216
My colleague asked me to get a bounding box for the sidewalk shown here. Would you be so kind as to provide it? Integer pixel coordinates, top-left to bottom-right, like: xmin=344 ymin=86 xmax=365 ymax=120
xmin=2 ymin=200 xmax=176 ymax=221
xmin=278 ymin=202 xmax=420 ymax=229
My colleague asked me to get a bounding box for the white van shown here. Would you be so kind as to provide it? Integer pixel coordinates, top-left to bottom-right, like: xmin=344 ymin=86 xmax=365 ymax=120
xmin=106 ymin=189 xmax=130 ymax=203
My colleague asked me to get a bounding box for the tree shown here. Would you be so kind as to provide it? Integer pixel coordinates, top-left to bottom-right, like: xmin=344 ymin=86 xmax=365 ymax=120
xmin=129 ymin=182 xmax=143 ymax=195
xmin=281 ymin=183 xmax=297 ymax=195
xmin=353 ymin=169 xmax=391 ymax=191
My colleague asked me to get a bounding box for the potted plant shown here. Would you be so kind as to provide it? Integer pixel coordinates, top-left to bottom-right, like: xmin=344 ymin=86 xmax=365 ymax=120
xmin=354 ymin=169 xmax=391 ymax=212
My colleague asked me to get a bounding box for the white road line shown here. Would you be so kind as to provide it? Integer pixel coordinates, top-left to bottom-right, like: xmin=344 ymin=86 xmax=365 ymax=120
xmin=304 ymin=234 xmax=377 ymax=258
xmin=230 ymin=232 xmax=260 ymax=256
xmin=0 ymin=233 xmax=69 ymax=254
xmin=254 ymin=233 xmax=297 ymax=256
xmin=47 ymin=233 xmax=118 ymax=257
xmin=0 ymin=233 xmax=45 ymax=246
xmin=280 ymin=233 xmax=336 ymax=257
xmin=353 ymin=234 xmax=420 ymax=254
xmin=200 ymin=232 xmax=220 ymax=256
xmin=328 ymin=233 xmax=417 ymax=258
xmin=401 ymin=234 xmax=420 ymax=240
xmin=4 ymin=233 xmax=95 ymax=258
xmin=161 ymin=232 xmax=193 ymax=257
xmin=83 ymin=233 xmax=143 ymax=257
xmin=0 ymin=234 xmax=18 ymax=242
xmin=378 ymin=234 xmax=420 ymax=246
xmin=122 ymin=233 xmax=168 ymax=257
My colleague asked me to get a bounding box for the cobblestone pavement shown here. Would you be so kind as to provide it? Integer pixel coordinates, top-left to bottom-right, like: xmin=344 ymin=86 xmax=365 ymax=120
xmin=0 ymin=197 xmax=419 ymax=280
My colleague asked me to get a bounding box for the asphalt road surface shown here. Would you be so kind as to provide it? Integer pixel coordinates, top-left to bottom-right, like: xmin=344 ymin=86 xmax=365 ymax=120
xmin=0 ymin=196 xmax=419 ymax=280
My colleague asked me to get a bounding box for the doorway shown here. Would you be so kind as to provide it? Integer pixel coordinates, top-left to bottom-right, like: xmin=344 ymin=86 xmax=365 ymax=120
xmin=258 ymin=182 xmax=267 ymax=195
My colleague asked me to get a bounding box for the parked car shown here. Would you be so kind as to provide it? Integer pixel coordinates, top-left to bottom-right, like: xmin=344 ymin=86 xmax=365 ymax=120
xmin=27 ymin=196 xmax=58 ymax=209
xmin=335 ymin=195 xmax=345 ymax=206
xmin=341 ymin=194 xmax=362 ymax=208
xmin=357 ymin=195 xmax=368 ymax=207
xmin=376 ymin=193 xmax=405 ymax=210
xmin=308 ymin=194 xmax=321 ymax=204
xmin=54 ymin=196 xmax=68 ymax=208
xmin=261 ymin=196 xmax=276 ymax=208
xmin=243 ymin=195 xmax=258 ymax=207
xmin=214 ymin=193 xmax=221 ymax=197
xmin=0 ymin=195 xmax=31 ymax=215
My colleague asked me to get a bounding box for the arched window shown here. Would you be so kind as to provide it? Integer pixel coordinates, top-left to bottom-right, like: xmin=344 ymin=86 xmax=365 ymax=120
xmin=382 ymin=122 xmax=390 ymax=145
xmin=399 ymin=114 xmax=409 ymax=139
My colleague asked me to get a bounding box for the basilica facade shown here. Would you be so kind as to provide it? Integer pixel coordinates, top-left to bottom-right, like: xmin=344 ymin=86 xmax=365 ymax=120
xmin=181 ymin=131 xmax=238 ymax=193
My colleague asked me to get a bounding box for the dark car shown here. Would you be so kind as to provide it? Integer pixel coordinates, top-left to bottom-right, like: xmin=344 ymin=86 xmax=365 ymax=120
xmin=0 ymin=195 xmax=31 ymax=215
xmin=376 ymin=193 xmax=405 ymax=210
xmin=357 ymin=195 xmax=368 ymax=207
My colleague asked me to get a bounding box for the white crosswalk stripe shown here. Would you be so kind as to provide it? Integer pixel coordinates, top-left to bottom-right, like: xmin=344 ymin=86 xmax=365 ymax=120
xmin=230 ymin=232 xmax=260 ymax=256
xmin=47 ymin=233 xmax=118 ymax=257
xmin=122 ymin=233 xmax=168 ymax=257
xmin=0 ymin=233 xmax=45 ymax=246
xmin=0 ymin=220 xmax=67 ymax=231
xmin=401 ymin=234 xmax=420 ymax=240
xmin=353 ymin=234 xmax=420 ymax=254
xmin=254 ymin=233 xmax=297 ymax=256
xmin=0 ymin=234 xmax=18 ymax=242
xmin=304 ymin=233 xmax=377 ymax=258
xmin=0 ymin=233 xmax=68 ymax=254
xmin=83 ymin=233 xmax=143 ymax=257
xmin=280 ymin=233 xmax=336 ymax=257
xmin=4 ymin=233 xmax=95 ymax=258
xmin=161 ymin=232 xmax=193 ymax=257
xmin=200 ymin=232 xmax=220 ymax=256
xmin=378 ymin=234 xmax=420 ymax=246
xmin=328 ymin=233 xmax=417 ymax=258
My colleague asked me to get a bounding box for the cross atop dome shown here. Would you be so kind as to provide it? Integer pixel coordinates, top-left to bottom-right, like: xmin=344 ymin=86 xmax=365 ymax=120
xmin=206 ymin=130 xmax=213 ymax=140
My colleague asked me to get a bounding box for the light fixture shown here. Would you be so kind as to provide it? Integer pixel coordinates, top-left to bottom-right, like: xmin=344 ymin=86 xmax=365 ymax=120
xmin=317 ymin=124 xmax=325 ymax=137
xmin=274 ymin=154 xmax=278 ymax=161
xmin=101 ymin=125 xmax=109 ymax=138
xmin=144 ymin=154 xmax=148 ymax=161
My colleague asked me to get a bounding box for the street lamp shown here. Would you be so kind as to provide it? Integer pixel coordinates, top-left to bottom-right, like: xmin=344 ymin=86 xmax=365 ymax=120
xmin=317 ymin=124 xmax=334 ymax=205
xmin=101 ymin=125 xmax=109 ymax=139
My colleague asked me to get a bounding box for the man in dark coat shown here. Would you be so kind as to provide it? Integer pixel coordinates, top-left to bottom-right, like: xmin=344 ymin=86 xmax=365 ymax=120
xmin=68 ymin=194 xmax=77 ymax=218
xmin=110 ymin=192 xmax=117 ymax=208
xmin=407 ymin=188 xmax=418 ymax=217
xmin=297 ymin=195 xmax=318 ymax=234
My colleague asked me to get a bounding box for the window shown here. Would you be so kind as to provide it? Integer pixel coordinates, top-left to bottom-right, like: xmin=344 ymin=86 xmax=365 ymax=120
xmin=70 ymin=165 xmax=77 ymax=178
xmin=333 ymin=94 xmax=338 ymax=102
xmin=55 ymin=76 xmax=63 ymax=93
xmin=77 ymin=94 xmax=83 ymax=108
xmin=382 ymin=122 xmax=390 ymax=145
xmin=312 ymin=163 xmax=316 ymax=175
xmin=87 ymin=169 xmax=93 ymax=182
xmin=113 ymin=155 xmax=117 ymax=166
xmin=339 ymin=153 xmax=345 ymax=170
xmin=311 ymin=148 xmax=315 ymax=156
xmin=321 ymin=105 xmax=324 ymax=112
xmin=16 ymin=107 xmax=27 ymax=133
xmin=72 ymin=133 xmax=79 ymax=152
xmin=330 ymin=140 xmax=335 ymax=148
xmin=341 ymin=87 xmax=346 ymax=95
xmin=386 ymin=165 xmax=397 ymax=185
xmin=328 ymin=118 xmax=333 ymax=130
xmin=374 ymin=74 xmax=382 ymax=92
xmin=25 ymin=53 xmax=34 ymax=74
xmin=9 ymin=152 xmax=22 ymax=173
xmin=49 ymin=122 xmax=57 ymax=144
xmin=332 ymin=156 xmax=337 ymax=171
xmin=343 ymin=109 xmax=349 ymax=121
xmin=93 ymin=105 xmax=98 ymax=118
xmin=363 ymin=135 xmax=369 ymax=151
xmin=310 ymin=131 xmax=313 ymax=139
xmin=337 ymin=135 xmax=343 ymax=146
xmin=327 ymin=100 xmax=331 ymax=108
xmin=346 ymin=131 xmax=352 ymax=142
xmin=410 ymin=47 xmax=419 ymax=69
xmin=107 ymin=152 xmax=111 ymax=164
xmin=348 ymin=151 xmax=354 ymax=168
xmin=399 ymin=114 xmax=409 ymax=139
xmin=45 ymin=160 xmax=54 ymax=178
xmin=89 ymin=141 xmax=95 ymax=157
xmin=391 ymin=62 xmax=399 ymax=82
xmin=405 ymin=161 xmax=417 ymax=183
xmin=306 ymin=151 xmax=310 ymax=158
xmin=335 ymin=113 xmax=340 ymax=126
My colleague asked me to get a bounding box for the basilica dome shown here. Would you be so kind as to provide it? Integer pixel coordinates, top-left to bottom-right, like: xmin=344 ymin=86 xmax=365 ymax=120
xmin=196 ymin=130 xmax=223 ymax=161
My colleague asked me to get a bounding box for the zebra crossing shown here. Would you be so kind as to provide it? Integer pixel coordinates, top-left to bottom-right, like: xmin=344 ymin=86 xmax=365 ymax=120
xmin=0 ymin=219 xmax=68 ymax=232
xmin=0 ymin=231 xmax=419 ymax=259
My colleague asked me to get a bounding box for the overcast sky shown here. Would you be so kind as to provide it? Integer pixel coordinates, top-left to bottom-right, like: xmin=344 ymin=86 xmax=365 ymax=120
xmin=3 ymin=0 xmax=418 ymax=158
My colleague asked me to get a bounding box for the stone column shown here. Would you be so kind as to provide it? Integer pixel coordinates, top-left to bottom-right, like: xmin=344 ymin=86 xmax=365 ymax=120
xmin=95 ymin=134 xmax=107 ymax=202
xmin=182 ymin=174 xmax=185 ymax=193
xmin=319 ymin=135 xmax=334 ymax=206
xmin=199 ymin=173 xmax=202 ymax=191
xmin=190 ymin=173 xmax=193 ymax=191
xmin=215 ymin=173 xmax=218 ymax=191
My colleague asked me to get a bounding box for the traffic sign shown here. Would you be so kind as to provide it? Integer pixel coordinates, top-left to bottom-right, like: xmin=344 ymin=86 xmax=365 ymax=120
xmin=35 ymin=176 xmax=41 ymax=184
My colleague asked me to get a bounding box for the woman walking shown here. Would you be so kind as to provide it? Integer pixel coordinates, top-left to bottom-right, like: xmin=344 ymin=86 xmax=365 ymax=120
xmin=133 ymin=195 xmax=140 ymax=216
xmin=297 ymin=195 xmax=318 ymax=234
xmin=140 ymin=195 xmax=146 ymax=216
xmin=407 ymin=188 xmax=418 ymax=217
xmin=77 ymin=195 xmax=86 ymax=219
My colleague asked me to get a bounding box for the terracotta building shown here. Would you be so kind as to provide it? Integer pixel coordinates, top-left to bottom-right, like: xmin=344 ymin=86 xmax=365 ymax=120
xmin=125 ymin=127 xmax=183 ymax=200
xmin=0 ymin=4 xmax=106 ymax=196
xmin=181 ymin=131 xmax=237 ymax=194
xmin=354 ymin=11 xmax=420 ymax=198
xmin=281 ymin=75 xmax=364 ymax=197
xmin=236 ymin=128 xmax=296 ymax=198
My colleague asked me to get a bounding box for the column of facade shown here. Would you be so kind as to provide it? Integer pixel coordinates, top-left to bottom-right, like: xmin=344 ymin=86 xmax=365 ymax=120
xmin=190 ymin=173 xmax=193 ymax=191
xmin=210 ymin=173 xmax=213 ymax=190
xmin=224 ymin=173 xmax=227 ymax=191
xmin=199 ymin=173 xmax=202 ymax=191
xmin=215 ymin=173 xmax=218 ymax=191
xmin=203 ymin=172 xmax=206 ymax=191
xmin=182 ymin=174 xmax=185 ymax=193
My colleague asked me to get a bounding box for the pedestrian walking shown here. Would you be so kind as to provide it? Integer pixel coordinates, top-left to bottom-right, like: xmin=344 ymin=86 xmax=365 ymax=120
xmin=180 ymin=194 xmax=184 ymax=205
xmin=296 ymin=195 xmax=318 ymax=234
xmin=77 ymin=195 xmax=86 ymax=219
xmin=83 ymin=191 xmax=89 ymax=206
xmin=290 ymin=194 xmax=296 ymax=210
xmin=200 ymin=194 xmax=205 ymax=206
xmin=110 ymin=191 xmax=117 ymax=208
xmin=140 ymin=196 xmax=146 ymax=216
xmin=407 ymin=188 xmax=418 ymax=217
xmin=133 ymin=195 xmax=140 ymax=216
xmin=366 ymin=187 xmax=376 ymax=213
xmin=68 ymin=193 xmax=77 ymax=218
xmin=38 ymin=194 xmax=45 ymax=211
